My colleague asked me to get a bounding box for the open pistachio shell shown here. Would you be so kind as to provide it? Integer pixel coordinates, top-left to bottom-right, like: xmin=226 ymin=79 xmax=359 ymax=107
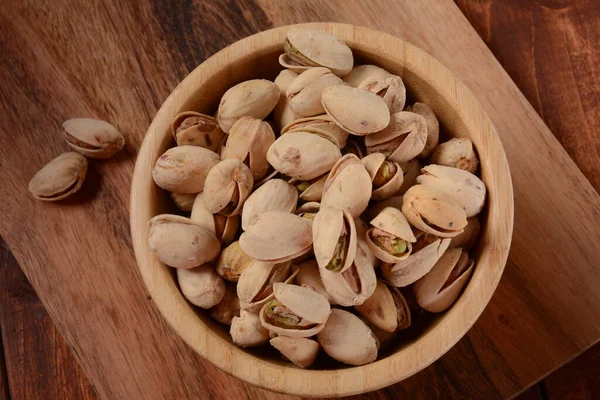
xmin=177 ymin=264 xmax=225 ymax=309
xmin=359 ymin=73 xmax=406 ymax=114
xmin=290 ymin=174 xmax=328 ymax=202
xmin=405 ymin=103 xmax=439 ymax=158
xmin=202 ymin=159 xmax=254 ymax=216
xmin=152 ymin=146 xmax=219 ymax=193
xmin=216 ymin=241 xmax=253 ymax=282
xmin=343 ymin=65 xmax=390 ymax=87
xmin=252 ymin=168 xmax=279 ymax=190
xmin=270 ymin=336 xmax=320 ymax=368
xmin=354 ymin=218 xmax=379 ymax=268
xmin=171 ymin=111 xmax=225 ymax=152
xmin=214 ymin=214 xmax=239 ymax=246
xmin=341 ymin=138 xmax=365 ymax=158
xmin=316 ymin=308 xmax=378 ymax=366
xmin=414 ymin=248 xmax=474 ymax=312
xmin=283 ymin=114 xmax=349 ymax=149
xmin=274 ymin=69 xmax=300 ymax=130
xmin=296 ymin=202 xmax=321 ymax=215
xmin=63 ymin=118 xmax=124 ymax=159
xmin=430 ymin=138 xmax=479 ymax=174
xmin=398 ymin=158 xmax=422 ymax=195
xmin=365 ymin=111 xmax=427 ymax=163
xmin=361 ymin=153 xmax=404 ymax=200
xmin=313 ymin=207 xmax=357 ymax=273
xmin=28 ymin=152 xmax=87 ymax=201
xmin=321 ymin=154 xmax=372 ymax=218
xmin=294 ymin=259 xmax=336 ymax=304
xmin=278 ymin=54 xmax=312 ymax=74
xmin=169 ymin=192 xmax=197 ymax=212
xmin=239 ymin=211 xmax=313 ymax=263
xmin=322 ymin=85 xmax=390 ymax=136
xmin=355 ymin=280 xmax=411 ymax=332
xmin=148 ymin=214 xmax=220 ymax=269
xmin=449 ymin=217 xmax=481 ymax=249
xmin=241 ymin=179 xmax=298 ymax=231
xmin=367 ymin=195 xmax=403 ymax=221
xmin=362 ymin=318 xmax=398 ymax=350
xmin=231 ymin=310 xmax=270 ymax=348
xmin=367 ymin=207 xmax=416 ymax=263
xmin=286 ymin=67 xmax=345 ymax=117
xmin=237 ymin=260 xmax=296 ymax=312
xmin=210 ymin=283 xmax=240 ymax=325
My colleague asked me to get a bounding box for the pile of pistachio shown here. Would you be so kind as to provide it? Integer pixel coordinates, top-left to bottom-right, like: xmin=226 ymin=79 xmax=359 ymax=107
xmin=148 ymin=28 xmax=485 ymax=368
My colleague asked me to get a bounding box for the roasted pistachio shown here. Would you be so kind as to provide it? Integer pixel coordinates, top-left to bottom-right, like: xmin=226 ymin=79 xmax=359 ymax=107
xmin=231 ymin=310 xmax=270 ymax=347
xmin=290 ymin=174 xmax=328 ymax=202
xmin=171 ymin=111 xmax=225 ymax=152
xmin=63 ymin=118 xmax=124 ymax=159
xmin=430 ymin=138 xmax=479 ymax=174
xmin=295 ymin=202 xmax=321 ymax=222
xmin=202 ymin=159 xmax=254 ymax=216
xmin=449 ymin=217 xmax=481 ymax=249
xmin=237 ymin=260 xmax=296 ymax=312
xmin=313 ymin=207 xmax=357 ymax=273
xmin=366 ymin=207 xmax=416 ymax=263
xmin=286 ymin=67 xmax=344 ymax=117
xmin=405 ymin=103 xmax=439 ymax=158
xmin=294 ymin=259 xmax=335 ymax=304
xmin=361 ymin=153 xmax=404 ymax=200
xmin=216 ymin=241 xmax=253 ymax=282
xmin=177 ymin=264 xmax=225 ymax=309
xmin=210 ymin=283 xmax=240 ymax=325
xmin=28 ymin=152 xmax=87 ymax=201
xmin=345 ymin=66 xmax=406 ymax=113
xmin=365 ymin=111 xmax=427 ymax=163
xmin=273 ymin=69 xmax=299 ymax=129
xmin=321 ymin=154 xmax=372 ymax=218
xmin=355 ymin=280 xmax=411 ymax=332
xmin=241 ymin=179 xmax=298 ymax=230
xmin=282 ymin=114 xmax=349 ymax=149
xmin=270 ymin=336 xmax=320 ymax=368
xmin=397 ymin=158 xmax=422 ymax=195
xmin=152 ymin=146 xmax=219 ymax=193
xmin=170 ymin=191 xmax=196 ymax=212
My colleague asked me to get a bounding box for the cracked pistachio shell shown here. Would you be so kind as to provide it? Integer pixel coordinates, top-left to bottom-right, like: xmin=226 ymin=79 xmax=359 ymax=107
xmin=237 ymin=260 xmax=296 ymax=312
xmin=317 ymin=308 xmax=378 ymax=366
xmin=321 ymin=154 xmax=372 ymax=218
xmin=216 ymin=241 xmax=253 ymax=282
xmin=170 ymin=191 xmax=197 ymax=212
xmin=402 ymin=185 xmax=468 ymax=237
xmin=274 ymin=70 xmax=300 ymax=129
xmin=366 ymin=207 xmax=416 ymax=263
xmin=286 ymin=67 xmax=345 ymax=117
xmin=359 ymin=73 xmax=406 ymax=114
xmin=313 ymin=207 xmax=357 ymax=273
xmin=231 ymin=310 xmax=270 ymax=348
xmin=430 ymin=138 xmax=479 ymax=174
xmin=278 ymin=54 xmax=312 ymax=74
xmin=222 ymin=116 xmax=275 ymax=180
xmin=365 ymin=111 xmax=427 ymax=163
xmin=398 ymin=158 xmax=422 ymax=195
xmin=382 ymin=232 xmax=451 ymax=287
xmin=171 ymin=111 xmax=225 ymax=152
xmin=267 ymin=131 xmax=341 ymax=180
xmin=214 ymin=214 xmax=239 ymax=246
xmin=28 ymin=152 xmax=87 ymax=201
xmin=417 ymin=164 xmax=486 ymax=217
xmin=405 ymin=103 xmax=439 ymax=158
xmin=270 ymin=336 xmax=320 ymax=368
xmin=190 ymin=192 xmax=216 ymax=233
xmin=355 ymin=281 xmax=411 ymax=332
xmin=291 ymin=174 xmax=328 ymax=203
xmin=283 ymin=114 xmax=349 ymax=149
xmin=148 ymin=214 xmax=220 ymax=269
xmin=341 ymin=139 xmax=365 ymax=158
xmin=449 ymin=217 xmax=481 ymax=249
xmin=354 ymin=218 xmax=379 ymax=268
xmin=63 ymin=118 xmax=124 ymax=159
xmin=294 ymin=259 xmax=335 ymax=304
xmin=152 ymin=146 xmax=219 ymax=193
xmin=322 ymin=85 xmax=390 ymax=136
xmin=343 ymin=65 xmax=390 ymax=88
xmin=210 ymin=283 xmax=240 ymax=325
xmin=202 ymin=159 xmax=254 ymax=216
xmin=362 ymin=318 xmax=397 ymax=350
xmin=217 ymin=79 xmax=279 ymax=133
xmin=367 ymin=195 xmax=403 ymax=221
xmin=241 ymin=179 xmax=298 ymax=231
xmin=177 ymin=264 xmax=225 ymax=309
xmin=361 ymin=153 xmax=404 ymax=200
xmin=295 ymin=202 xmax=321 ymax=223
xmin=414 ymin=248 xmax=474 ymax=313
xmin=239 ymin=211 xmax=313 ymax=263
xmin=283 ymin=28 xmax=353 ymax=77
xmin=252 ymin=168 xmax=279 ymax=190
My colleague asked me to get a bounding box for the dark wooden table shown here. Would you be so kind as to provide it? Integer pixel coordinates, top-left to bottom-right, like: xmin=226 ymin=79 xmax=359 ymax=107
xmin=1 ymin=0 xmax=599 ymax=399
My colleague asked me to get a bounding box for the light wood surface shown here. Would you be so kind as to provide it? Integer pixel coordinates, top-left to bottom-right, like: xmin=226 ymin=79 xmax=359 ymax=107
xmin=0 ymin=0 xmax=599 ymax=399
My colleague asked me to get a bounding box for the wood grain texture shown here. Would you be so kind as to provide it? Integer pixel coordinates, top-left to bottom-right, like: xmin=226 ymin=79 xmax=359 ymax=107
xmin=542 ymin=343 xmax=600 ymax=400
xmin=0 ymin=0 xmax=599 ymax=399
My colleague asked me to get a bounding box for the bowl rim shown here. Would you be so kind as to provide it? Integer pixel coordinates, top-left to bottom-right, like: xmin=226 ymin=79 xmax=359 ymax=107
xmin=131 ymin=22 xmax=514 ymax=397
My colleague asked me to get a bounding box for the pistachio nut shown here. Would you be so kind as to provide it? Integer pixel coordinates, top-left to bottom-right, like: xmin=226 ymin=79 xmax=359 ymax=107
xmin=259 ymin=283 xmax=331 ymax=337
xmin=295 ymin=202 xmax=321 ymax=222
xmin=366 ymin=207 xmax=416 ymax=263
xmin=322 ymin=85 xmax=390 ymax=136
xmin=449 ymin=217 xmax=481 ymax=249
xmin=171 ymin=111 xmax=225 ymax=152
xmin=316 ymin=308 xmax=378 ymax=366
xmin=216 ymin=241 xmax=253 ymax=282
xmin=365 ymin=111 xmax=427 ymax=163
xmin=274 ymin=69 xmax=299 ymax=130
xmin=286 ymin=67 xmax=345 ymax=117
xmin=417 ymin=164 xmax=486 ymax=217
xmin=283 ymin=28 xmax=353 ymax=77
xmin=405 ymin=103 xmax=439 ymax=158
xmin=430 ymin=138 xmax=479 ymax=174
xmin=341 ymin=138 xmax=365 ymax=158
xmin=278 ymin=54 xmax=311 ymax=74
xmin=267 ymin=131 xmax=341 ymax=180
xmin=202 ymin=159 xmax=254 ymax=216
xmin=413 ymin=248 xmax=474 ymax=312
xmin=148 ymin=214 xmax=220 ymax=269
xmin=222 ymin=116 xmax=275 ymax=180
xmin=239 ymin=211 xmax=313 ymax=263
xmin=63 ymin=118 xmax=124 ymax=159
xmin=355 ymin=280 xmax=411 ymax=332
xmin=381 ymin=231 xmax=451 ymax=287
xmin=343 ymin=65 xmax=390 ymax=88
xmin=169 ymin=191 xmax=197 ymax=212
xmin=291 ymin=174 xmax=328 ymax=203
xmin=210 ymin=283 xmax=240 ymax=325
xmin=177 ymin=264 xmax=226 ymax=309
xmin=361 ymin=153 xmax=404 ymax=200
xmin=282 ymin=114 xmax=349 ymax=149
xmin=321 ymin=154 xmax=372 ymax=218
xmin=362 ymin=318 xmax=397 ymax=350
xmin=294 ymin=259 xmax=335 ymax=304
xmin=270 ymin=336 xmax=320 ymax=368
xmin=397 ymin=158 xmax=422 ymax=195
xmin=214 ymin=214 xmax=239 ymax=246
xmin=313 ymin=207 xmax=357 ymax=273
xmin=359 ymin=73 xmax=406 ymax=114
xmin=241 ymin=179 xmax=298 ymax=230
xmin=237 ymin=260 xmax=297 ymax=312
xmin=402 ymin=185 xmax=468 ymax=237
xmin=217 ymin=79 xmax=279 ymax=133
xmin=152 ymin=146 xmax=219 ymax=193
xmin=28 ymin=152 xmax=87 ymax=201
xmin=230 ymin=310 xmax=270 ymax=347
xmin=367 ymin=195 xmax=403 ymax=221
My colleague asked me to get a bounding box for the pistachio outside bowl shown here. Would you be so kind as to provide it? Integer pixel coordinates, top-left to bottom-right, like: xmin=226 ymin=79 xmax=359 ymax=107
xmin=130 ymin=23 xmax=514 ymax=397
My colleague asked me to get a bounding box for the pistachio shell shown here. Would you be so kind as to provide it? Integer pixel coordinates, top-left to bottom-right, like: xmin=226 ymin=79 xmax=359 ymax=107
xmin=63 ymin=118 xmax=124 ymax=159
xmin=397 ymin=158 xmax=422 ymax=195
xmin=202 ymin=159 xmax=254 ymax=216
xmin=343 ymin=65 xmax=390 ymax=88
xmin=237 ymin=260 xmax=295 ymax=312
xmin=214 ymin=214 xmax=238 ymax=245
xmin=430 ymin=138 xmax=479 ymax=174
xmin=267 ymin=131 xmax=341 ymax=180
xmin=171 ymin=111 xmax=225 ymax=152
xmin=148 ymin=214 xmax=220 ymax=269
xmin=291 ymin=174 xmax=328 ymax=202
xmin=283 ymin=114 xmax=349 ymax=148
xmin=362 ymin=318 xmax=397 ymax=350
xmin=252 ymin=168 xmax=279 ymax=190
xmin=190 ymin=192 xmax=216 ymax=234
xmin=270 ymin=336 xmax=320 ymax=368
xmin=170 ymin=191 xmax=197 ymax=212
xmin=316 ymin=308 xmax=378 ymax=366
xmin=278 ymin=54 xmax=312 ymax=74
xmin=286 ymin=67 xmax=345 ymax=117
xmin=217 ymin=79 xmax=279 ymax=133
xmin=295 ymin=202 xmax=321 ymax=215
xmin=354 ymin=218 xmax=379 ymax=268
xmin=231 ymin=310 xmax=270 ymax=347
xmin=355 ymin=281 xmax=411 ymax=332
xmin=321 ymin=154 xmax=372 ymax=218
xmin=177 ymin=264 xmax=225 ymax=309
xmin=239 ymin=211 xmax=313 ymax=263
xmin=322 ymin=85 xmax=390 ymax=136
xmin=449 ymin=217 xmax=481 ymax=249
xmin=365 ymin=111 xmax=427 ymax=163
xmin=313 ymin=207 xmax=357 ymax=273
xmin=405 ymin=103 xmax=439 ymax=158
xmin=28 ymin=152 xmax=87 ymax=201
xmin=216 ymin=241 xmax=253 ymax=282
xmin=152 ymin=146 xmax=219 ymax=193
xmin=274 ymin=70 xmax=300 ymax=130
xmin=341 ymin=139 xmax=365 ymax=158
xmin=294 ymin=259 xmax=336 ymax=304
xmin=367 ymin=195 xmax=404 ymax=221
xmin=367 ymin=207 xmax=416 ymax=263
xmin=210 ymin=283 xmax=240 ymax=325
xmin=359 ymin=74 xmax=406 ymax=114
xmin=361 ymin=153 xmax=404 ymax=200
xmin=241 ymin=179 xmax=298 ymax=230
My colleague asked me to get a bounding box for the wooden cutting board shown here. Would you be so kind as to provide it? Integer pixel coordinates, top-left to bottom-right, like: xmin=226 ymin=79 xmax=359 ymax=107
xmin=0 ymin=0 xmax=599 ymax=399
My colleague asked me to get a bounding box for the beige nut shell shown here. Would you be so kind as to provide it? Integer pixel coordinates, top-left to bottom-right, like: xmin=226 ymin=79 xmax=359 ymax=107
xmin=313 ymin=206 xmax=357 ymax=274
xmin=28 ymin=152 xmax=87 ymax=201
xmin=241 ymin=179 xmax=298 ymax=231
xmin=270 ymin=336 xmax=320 ymax=368
xmin=321 ymin=154 xmax=372 ymax=218
xmin=202 ymin=159 xmax=254 ymax=216
xmin=177 ymin=264 xmax=225 ymax=309
xmin=365 ymin=111 xmax=427 ymax=163
xmin=152 ymin=146 xmax=219 ymax=193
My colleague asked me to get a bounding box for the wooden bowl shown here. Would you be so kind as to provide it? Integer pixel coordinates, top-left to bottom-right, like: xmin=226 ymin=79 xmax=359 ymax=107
xmin=131 ymin=23 xmax=513 ymax=397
